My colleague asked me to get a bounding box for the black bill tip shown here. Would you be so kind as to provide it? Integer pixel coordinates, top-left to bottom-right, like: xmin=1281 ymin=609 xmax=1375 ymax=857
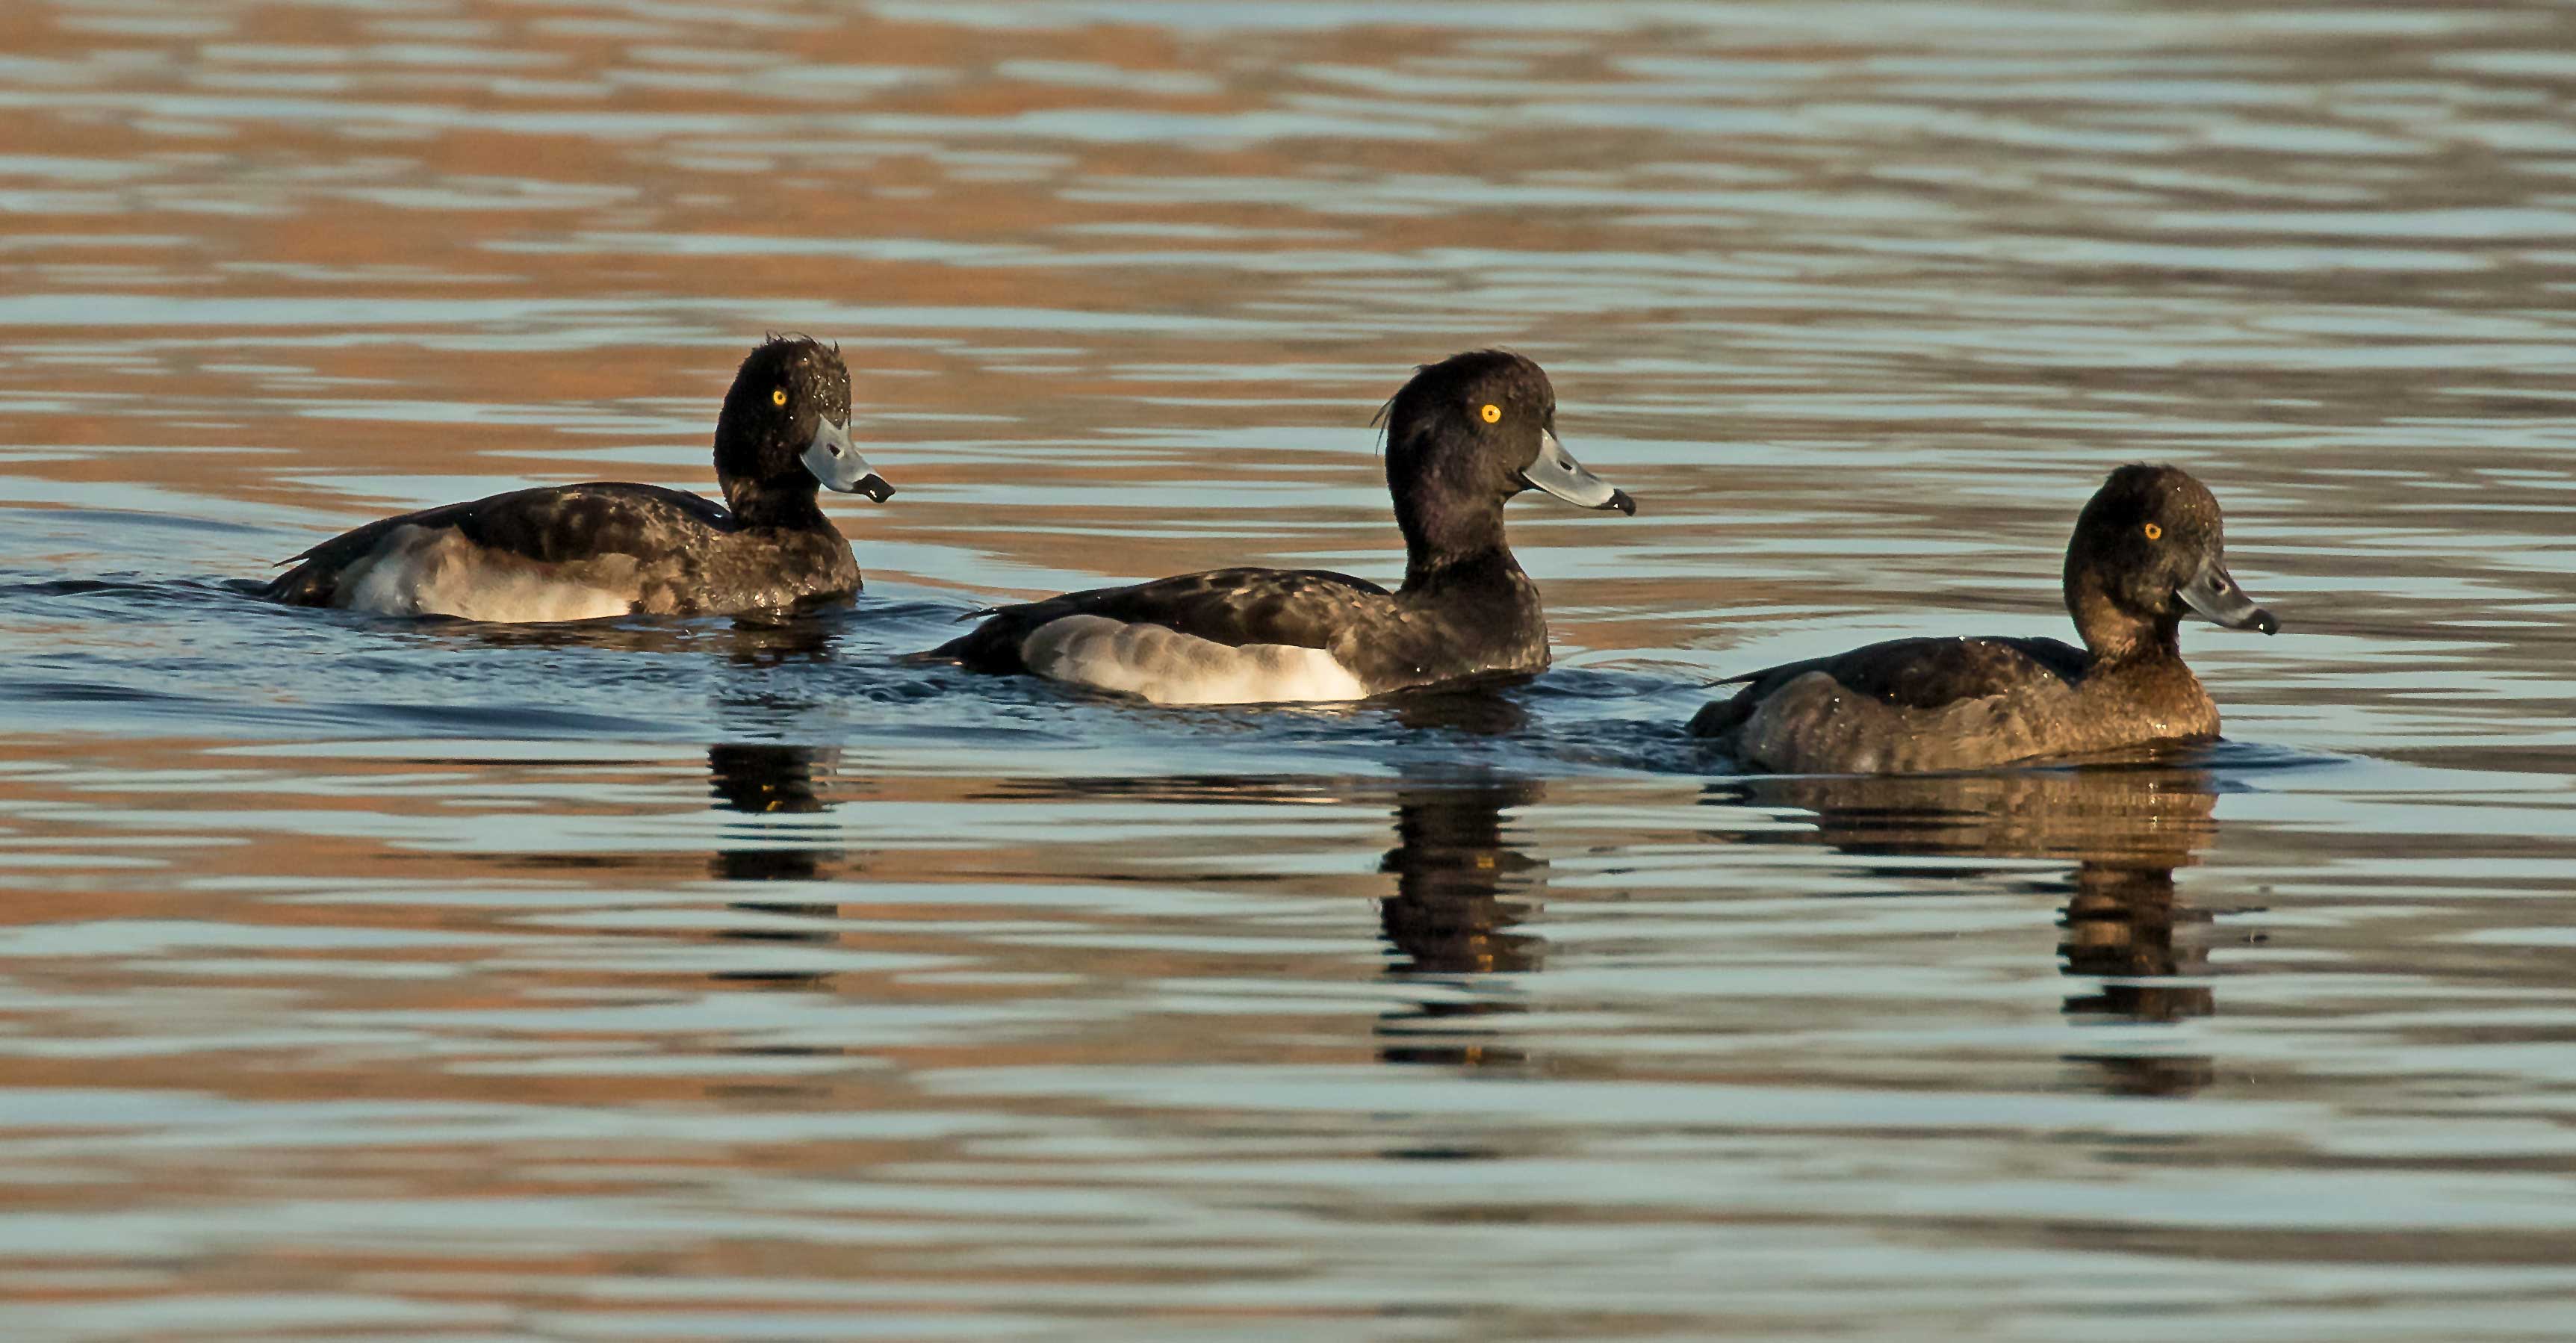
xmin=2249 ymin=607 xmax=2279 ymax=636
xmin=1602 ymin=488 xmax=1637 ymax=516
xmin=856 ymin=474 xmax=896 ymax=503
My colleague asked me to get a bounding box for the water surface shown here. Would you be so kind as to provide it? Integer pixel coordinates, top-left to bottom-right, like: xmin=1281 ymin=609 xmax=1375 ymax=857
xmin=3 ymin=1 xmax=2575 ymax=1339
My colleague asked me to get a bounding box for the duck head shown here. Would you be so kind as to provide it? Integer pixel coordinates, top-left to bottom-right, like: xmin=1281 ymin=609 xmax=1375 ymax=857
xmin=715 ymin=335 xmax=895 ymax=515
xmin=1381 ymin=350 xmax=1634 ymax=569
xmin=2065 ymin=463 xmax=2277 ymax=658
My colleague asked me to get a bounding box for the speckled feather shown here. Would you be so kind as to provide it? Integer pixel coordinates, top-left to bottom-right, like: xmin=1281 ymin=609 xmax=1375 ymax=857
xmin=264 ymin=482 xmax=858 ymax=617
xmin=1690 ymin=636 xmax=2217 ymax=773
xmin=932 ymin=350 xmax=1621 ymax=701
xmin=1691 ymin=464 xmax=2266 ymax=774
xmin=933 ymin=558 xmax=1552 ymax=696
xmin=1689 ymin=635 xmax=2089 ymax=737
xmin=262 ymin=335 xmax=870 ymax=621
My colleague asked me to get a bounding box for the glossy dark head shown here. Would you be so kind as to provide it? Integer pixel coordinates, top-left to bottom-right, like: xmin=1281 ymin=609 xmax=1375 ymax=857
xmin=2064 ymin=464 xmax=2276 ymax=656
xmin=1379 ymin=350 xmax=1633 ymax=565
xmin=714 ymin=335 xmax=893 ymax=512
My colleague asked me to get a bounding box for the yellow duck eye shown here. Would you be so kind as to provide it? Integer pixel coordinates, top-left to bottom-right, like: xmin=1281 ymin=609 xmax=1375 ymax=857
xmin=1479 ymin=403 xmax=1501 ymax=424
xmin=2143 ymin=522 xmax=2163 ymax=541
xmin=772 ymin=388 xmax=789 ymax=407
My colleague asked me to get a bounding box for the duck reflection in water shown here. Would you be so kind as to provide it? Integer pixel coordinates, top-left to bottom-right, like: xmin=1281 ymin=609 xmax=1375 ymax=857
xmin=1715 ymin=764 xmax=2223 ymax=1096
xmin=707 ymin=742 xmax=848 ymax=887
xmin=698 ymin=618 xmax=856 ymax=976
xmin=711 ymin=609 xmax=841 ymax=668
xmin=1374 ymin=689 xmax=1549 ymax=1072
xmin=702 ymin=733 xmax=865 ymax=1096
xmin=705 ymin=611 xmax=852 ymax=890
xmin=428 ymin=604 xmax=848 ymax=663
xmin=707 ymin=745 xmax=850 ymax=1003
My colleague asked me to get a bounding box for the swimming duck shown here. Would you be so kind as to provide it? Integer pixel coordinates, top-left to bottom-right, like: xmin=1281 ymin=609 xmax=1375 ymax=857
xmin=1690 ymin=464 xmax=2277 ymax=773
xmin=263 ymin=335 xmax=893 ymax=621
xmin=932 ymin=350 xmax=1635 ymax=704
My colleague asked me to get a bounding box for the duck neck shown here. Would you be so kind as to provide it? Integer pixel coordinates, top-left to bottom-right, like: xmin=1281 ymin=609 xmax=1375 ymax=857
xmin=724 ymin=474 xmax=831 ymax=532
xmin=1397 ymin=491 xmax=1521 ymax=594
xmin=2068 ymin=581 xmax=2180 ymax=666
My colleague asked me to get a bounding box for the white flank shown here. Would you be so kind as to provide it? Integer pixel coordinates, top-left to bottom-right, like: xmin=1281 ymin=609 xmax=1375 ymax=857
xmin=1020 ymin=614 xmax=1370 ymax=705
xmin=338 ymin=526 xmax=636 ymax=624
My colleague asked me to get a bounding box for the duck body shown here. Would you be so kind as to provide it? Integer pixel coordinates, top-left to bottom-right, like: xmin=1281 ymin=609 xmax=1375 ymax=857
xmin=261 ymin=335 xmax=892 ymax=623
xmin=264 ymin=483 xmax=860 ymax=621
xmin=937 ymin=549 xmax=1550 ymax=704
xmin=932 ymin=349 xmax=1633 ymax=705
xmin=1692 ymin=464 xmax=2276 ymax=775
xmin=1689 ymin=634 xmax=2219 ymax=774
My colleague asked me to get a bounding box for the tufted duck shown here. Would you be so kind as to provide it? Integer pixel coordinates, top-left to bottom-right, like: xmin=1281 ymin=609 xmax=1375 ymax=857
xmin=263 ymin=335 xmax=892 ymax=621
xmin=1690 ymin=464 xmax=2276 ymax=773
xmin=931 ymin=350 xmax=1635 ymax=704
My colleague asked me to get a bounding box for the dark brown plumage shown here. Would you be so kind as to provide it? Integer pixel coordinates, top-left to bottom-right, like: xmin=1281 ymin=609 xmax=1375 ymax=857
xmin=932 ymin=350 xmax=1636 ymax=703
xmin=936 ymin=562 xmax=1544 ymax=692
xmin=1692 ymin=464 xmax=2279 ymax=773
xmin=263 ymin=336 xmax=891 ymax=621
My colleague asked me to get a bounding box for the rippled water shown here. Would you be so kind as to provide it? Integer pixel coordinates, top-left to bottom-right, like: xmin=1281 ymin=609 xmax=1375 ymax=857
xmin=4 ymin=1 xmax=2576 ymax=1339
